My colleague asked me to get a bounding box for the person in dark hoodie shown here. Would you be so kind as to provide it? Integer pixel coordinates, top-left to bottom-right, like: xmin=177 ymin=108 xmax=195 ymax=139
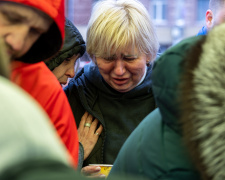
xmin=110 ymin=10 xmax=225 ymax=180
xmin=46 ymin=18 xmax=85 ymax=85
xmin=64 ymin=0 xmax=160 ymax=176
xmin=46 ymin=18 xmax=103 ymax=170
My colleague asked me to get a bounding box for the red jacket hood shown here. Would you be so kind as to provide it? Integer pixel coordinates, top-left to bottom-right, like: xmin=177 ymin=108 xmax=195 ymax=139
xmin=3 ymin=0 xmax=65 ymax=63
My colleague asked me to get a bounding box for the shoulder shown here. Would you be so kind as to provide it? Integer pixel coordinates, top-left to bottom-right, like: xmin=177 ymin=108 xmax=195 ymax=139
xmin=32 ymin=63 xmax=64 ymax=99
xmin=11 ymin=62 xmax=62 ymax=96
xmin=164 ymin=36 xmax=204 ymax=57
xmin=152 ymin=36 xmax=205 ymax=82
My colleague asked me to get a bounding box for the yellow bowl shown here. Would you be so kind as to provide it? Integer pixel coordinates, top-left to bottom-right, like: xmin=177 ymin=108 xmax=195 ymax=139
xmin=89 ymin=164 xmax=113 ymax=177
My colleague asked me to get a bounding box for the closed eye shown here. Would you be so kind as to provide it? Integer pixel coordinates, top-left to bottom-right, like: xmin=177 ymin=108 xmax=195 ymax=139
xmin=104 ymin=54 xmax=117 ymax=61
xmin=63 ymin=58 xmax=71 ymax=65
xmin=124 ymin=57 xmax=135 ymax=61
xmin=30 ymin=27 xmax=42 ymax=34
xmin=123 ymin=55 xmax=137 ymax=61
xmin=65 ymin=58 xmax=71 ymax=62
xmin=2 ymin=11 xmax=25 ymax=24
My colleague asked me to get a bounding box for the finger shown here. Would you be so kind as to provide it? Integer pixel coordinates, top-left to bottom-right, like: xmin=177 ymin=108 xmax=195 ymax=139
xmin=95 ymin=124 xmax=103 ymax=136
xmin=89 ymin=174 xmax=106 ymax=178
xmin=83 ymin=113 xmax=94 ymax=132
xmin=81 ymin=165 xmax=101 ymax=175
xmin=86 ymin=113 xmax=94 ymax=124
xmin=79 ymin=111 xmax=89 ymax=129
xmin=89 ymin=119 xmax=98 ymax=132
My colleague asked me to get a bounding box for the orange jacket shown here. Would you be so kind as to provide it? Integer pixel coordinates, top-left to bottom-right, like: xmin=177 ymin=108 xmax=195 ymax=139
xmin=11 ymin=61 xmax=79 ymax=167
xmin=8 ymin=0 xmax=79 ymax=167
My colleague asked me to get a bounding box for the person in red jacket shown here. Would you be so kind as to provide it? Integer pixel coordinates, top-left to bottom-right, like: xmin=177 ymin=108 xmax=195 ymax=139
xmin=0 ymin=0 xmax=79 ymax=167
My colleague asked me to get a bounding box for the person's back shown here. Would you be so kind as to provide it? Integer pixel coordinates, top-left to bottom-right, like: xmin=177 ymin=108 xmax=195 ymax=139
xmin=109 ymin=36 xmax=203 ymax=180
xmin=110 ymin=37 xmax=205 ymax=179
xmin=180 ymin=22 xmax=225 ymax=180
xmin=110 ymin=109 xmax=199 ymax=180
xmin=110 ymin=18 xmax=225 ymax=180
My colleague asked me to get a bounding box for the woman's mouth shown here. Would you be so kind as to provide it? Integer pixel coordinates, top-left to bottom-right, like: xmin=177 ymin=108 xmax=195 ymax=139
xmin=112 ymin=78 xmax=129 ymax=85
xmin=60 ymin=82 xmax=67 ymax=85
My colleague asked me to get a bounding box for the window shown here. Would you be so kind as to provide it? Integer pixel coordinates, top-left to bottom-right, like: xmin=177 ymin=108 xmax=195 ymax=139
xmin=197 ymin=0 xmax=208 ymax=21
xmin=151 ymin=0 xmax=167 ymax=24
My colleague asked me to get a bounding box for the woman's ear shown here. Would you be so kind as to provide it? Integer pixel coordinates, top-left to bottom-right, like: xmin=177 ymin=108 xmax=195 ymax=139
xmin=146 ymin=54 xmax=152 ymax=67
xmin=206 ymin=9 xmax=213 ymax=30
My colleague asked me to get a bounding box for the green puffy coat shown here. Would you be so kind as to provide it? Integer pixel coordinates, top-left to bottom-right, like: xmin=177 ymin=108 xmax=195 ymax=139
xmin=110 ymin=35 xmax=205 ymax=180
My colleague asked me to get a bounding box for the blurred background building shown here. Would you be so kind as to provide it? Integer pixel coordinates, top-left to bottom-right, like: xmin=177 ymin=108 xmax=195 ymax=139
xmin=65 ymin=0 xmax=208 ymax=63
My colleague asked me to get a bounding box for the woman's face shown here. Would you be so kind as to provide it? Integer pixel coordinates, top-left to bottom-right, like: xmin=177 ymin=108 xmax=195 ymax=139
xmin=96 ymin=47 xmax=149 ymax=93
xmin=0 ymin=2 xmax=53 ymax=60
xmin=52 ymin=54 xmax=80 ymax=85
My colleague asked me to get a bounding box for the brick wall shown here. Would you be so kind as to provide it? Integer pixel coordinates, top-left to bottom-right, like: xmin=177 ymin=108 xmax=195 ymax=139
xmin=66 ymin=0 xmax=204 ymax=48
xmin=68 ymin=0 xmax=93 ymax=25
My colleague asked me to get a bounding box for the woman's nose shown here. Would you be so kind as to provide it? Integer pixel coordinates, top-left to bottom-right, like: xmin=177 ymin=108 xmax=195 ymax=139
xmin=113 ymin=59 xmax=125 ymax=75
xmin=66 ymin=66 xmax=75 ymax=78
xmin=5 ymin=25 xmax=29 ymax=52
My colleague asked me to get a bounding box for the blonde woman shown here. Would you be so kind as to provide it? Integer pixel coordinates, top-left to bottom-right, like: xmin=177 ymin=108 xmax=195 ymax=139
xmin=64 ymin=0 xmax=159 ymax=176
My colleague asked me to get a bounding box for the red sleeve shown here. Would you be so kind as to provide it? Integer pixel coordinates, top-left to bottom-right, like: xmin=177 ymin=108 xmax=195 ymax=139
xmin=11 ymin=62 xmax=79 ymax=167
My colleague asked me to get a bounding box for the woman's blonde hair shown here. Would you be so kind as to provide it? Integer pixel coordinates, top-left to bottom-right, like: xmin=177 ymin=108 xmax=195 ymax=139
xmin=86 ymin=0 xmax=159 ymax=61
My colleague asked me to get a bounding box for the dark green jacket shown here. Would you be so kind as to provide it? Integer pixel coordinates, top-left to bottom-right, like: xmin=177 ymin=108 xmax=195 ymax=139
xmin=110 ymin=35 xmax=205 ymax=179
xmin=64 ymin=61 xmax=156 ymax=166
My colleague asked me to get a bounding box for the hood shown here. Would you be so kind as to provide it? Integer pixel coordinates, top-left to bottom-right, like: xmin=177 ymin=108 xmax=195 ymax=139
xmin=3 ymin=0 xmax=65 ymax=63
xmin=197 ymin=26 xmax=208 ymax=36
xmin=180 ymin=23 xmax=225 ymax=180
xmin=46 ymin=18 xmax=86 ymax=71
xmin=151 ymin=35 xmax=204 ymax=133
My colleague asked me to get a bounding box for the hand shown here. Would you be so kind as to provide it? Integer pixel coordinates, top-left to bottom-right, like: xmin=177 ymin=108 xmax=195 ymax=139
xmin=81 ymin=165 xmax=105 ymax=178
xmin=78 ymin=112 xmax=103 ymax=160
